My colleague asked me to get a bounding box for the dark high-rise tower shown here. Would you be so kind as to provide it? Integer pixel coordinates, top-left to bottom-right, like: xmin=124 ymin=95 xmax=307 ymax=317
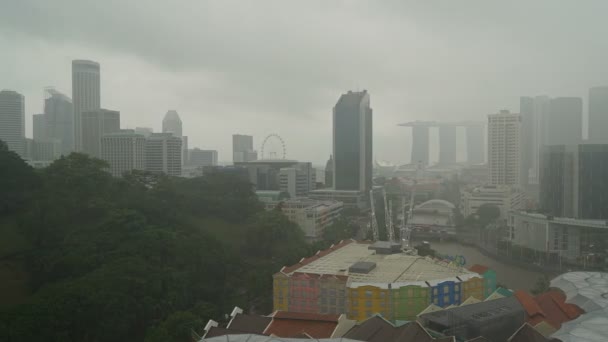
xmin=72 ymin=60 xmax=100 ymax=152
xmin=540 ymin=143 xmax=608 ymax=219
xmin=589 ymin=86 xmax=608 ymax=141
xmin=546 ymin=97 xmax=582 ymax=146
xmin=0 ymin=90 xmax=25 ymax=157
xmin=410 ymin=125 xmax=430 ymax=165
xmin=332 ymin=90 xmax=372 ymax=191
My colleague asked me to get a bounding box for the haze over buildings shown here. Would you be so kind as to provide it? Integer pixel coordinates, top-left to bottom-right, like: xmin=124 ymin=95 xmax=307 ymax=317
xmin=6 ymin=2 xmax=608 ymax=164
xmin=72 ymin=60 xmax=100 ymax=152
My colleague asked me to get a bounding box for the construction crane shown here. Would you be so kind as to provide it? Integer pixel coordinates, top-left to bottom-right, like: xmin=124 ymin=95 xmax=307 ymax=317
xmin=369 ymin=189 xmax=380 ymax=241
xmin=400 ymin=162 xmax=423 ymax=249
xmin=383 ymin=189 xmax=394 ymax=242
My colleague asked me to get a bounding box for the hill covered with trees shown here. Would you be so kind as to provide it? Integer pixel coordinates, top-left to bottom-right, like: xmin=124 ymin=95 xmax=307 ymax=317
xmin=0 ymin=142 xmax=313 ymax=342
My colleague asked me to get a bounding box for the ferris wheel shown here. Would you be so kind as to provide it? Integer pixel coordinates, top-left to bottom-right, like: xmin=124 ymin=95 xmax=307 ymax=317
xmin=260 ymin=133 xmax=287 ymax=159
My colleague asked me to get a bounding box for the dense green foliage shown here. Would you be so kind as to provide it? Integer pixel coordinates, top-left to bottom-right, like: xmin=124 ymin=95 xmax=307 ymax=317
xmin=0 ymin=147 xmax=311 ymax=342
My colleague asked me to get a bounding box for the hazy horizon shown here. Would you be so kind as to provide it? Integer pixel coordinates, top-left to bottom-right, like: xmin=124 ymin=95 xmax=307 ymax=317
xmin=3 ymin=0 xmax=608 ymax=165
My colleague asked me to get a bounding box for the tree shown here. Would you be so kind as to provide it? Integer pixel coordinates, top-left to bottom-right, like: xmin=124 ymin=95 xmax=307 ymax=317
xmin=322 ymin=218 xmax=358 ymax=243
xmin=477 ymin=204 xmax=500 ymax=226
xmin=531 ymin=275 xmax=550 ymax=295
xmin=0 ymin=140 xmax=39 ymax=215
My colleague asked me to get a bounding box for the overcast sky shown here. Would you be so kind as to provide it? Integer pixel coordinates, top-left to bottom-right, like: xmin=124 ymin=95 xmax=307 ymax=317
xmin=2 ymin=1 xmax=608 ymax=165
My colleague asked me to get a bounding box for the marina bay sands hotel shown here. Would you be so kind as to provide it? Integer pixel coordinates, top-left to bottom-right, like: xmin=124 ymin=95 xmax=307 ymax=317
xmin=399 ymin=121 xmax=485 ymax=165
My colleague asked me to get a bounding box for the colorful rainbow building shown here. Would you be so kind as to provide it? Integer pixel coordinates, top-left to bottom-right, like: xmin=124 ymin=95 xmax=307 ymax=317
xmin=273 ymin=240 xmax=495 ymax=322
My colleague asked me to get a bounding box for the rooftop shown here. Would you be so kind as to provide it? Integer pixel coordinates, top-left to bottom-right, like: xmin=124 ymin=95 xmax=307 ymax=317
xmin=280 ymin=241 xmax=475 ymax=285
xmin=265 ymin=311 xmax=342 ymax=338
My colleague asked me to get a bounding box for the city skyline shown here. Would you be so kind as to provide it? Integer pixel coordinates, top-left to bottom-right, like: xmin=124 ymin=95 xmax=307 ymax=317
xmin=3 ymin=1 xmax=608 ymax=164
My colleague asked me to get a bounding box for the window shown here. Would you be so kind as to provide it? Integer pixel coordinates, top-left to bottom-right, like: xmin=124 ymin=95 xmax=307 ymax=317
xmin=365 ymin=300 xmax=372 ymax=308
xmin=365 ymin=290 xmax=372 ymax=298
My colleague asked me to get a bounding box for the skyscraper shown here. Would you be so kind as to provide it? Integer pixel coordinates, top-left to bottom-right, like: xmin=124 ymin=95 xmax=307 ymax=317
xmin=81 ymin=109 xmax=120 ymax=158
xmin=519 ymin=95 xmax=551 ymax=187
xmin=332 ymin=90 xmax=372 ymax=191
xmin=162 ymin=110 xmax=182 ymax=137
xmin=324 ymin=155 xmax=334 ymax=188
xmin=465 ymin=124 xmax=485 ymax=164
xmin=162 ymin=110 xmax=187 ymax=165
xmin=101 ymin=130 xmax=146 ymax=177
xmin=540 ymin=143 xmax=608 ymax=219
xmin=232 ymin=134 xmax=258 ymax=162
xmin=589 ymin=86 xmax=608 ymax=141
xmin=44 ymin=88 xmax=74 ymax=155
xmin=0 ymin=90 xmax=25 ymax=156
xmin=546 ymin=97 xmax=582 ymax=146
xmin=72 ymin=60 xmax=101 ymax=152
xmin=32 ymin=113 xmax=47 ymax=141
xmin=279 ymin=162 xmax=316 ymax=198
xmin=189 ymin=148 xmax=218 ymax=166
xmin=487 ymin=110 xmax=521 ymax=186
xmin=438 ymin=125 xmax=457 ymax=165
xmin=410 ymin=125 xmax=430 ymax=165
xmin=145 ymin=133 xmax=182 ymax=176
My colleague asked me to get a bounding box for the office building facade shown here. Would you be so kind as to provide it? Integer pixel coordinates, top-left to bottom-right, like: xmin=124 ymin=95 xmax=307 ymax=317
xmin=134 ymin=127 xmax=153 ymax=137
xmin=25 ymin=138 xmax=61 ymax=161
xmin=233 ymin=134 xmax=258 ymax=162
xmin=0 ymin=90 xmax=25 ymax=157
xmin=162 ymin=110 xmax=182 ymax=137
xmin=333 ymin=90 xmax=372 ymax=191
xmin=101 ymin=130 xmax=146 ymax=177
xmin=43 ymin=88 xmax=74 ymax=155
xmin=72 ymin=60 xmax=100 ymax=152
xmin=145 ymin=133 xmax=182 ymax=176
xmin=279 ymin=162 xmax=316 ymax=198
xmin=81 ymin=109 xmax=120 ymax=158
xmin=540 ymin=143 xmax=608 ymax=220
xmin=189 ymin=148 xmax=218 ymax=166
xmin=589 ymin=86 xmax=608 ymax=141
xmin=546 ymin=97 xmax=582 ymax=146
xmin=487 ymin=110 xmax=521 ymax=186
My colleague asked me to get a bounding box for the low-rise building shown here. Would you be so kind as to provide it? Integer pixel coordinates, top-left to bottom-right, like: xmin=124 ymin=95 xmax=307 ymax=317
xmin=273 ymin=241 xmax=490 ymax=322
xmin=189 ymin=148 xmax=218 ymax=167
xmin=461 ymin=185 xmax=525 ymax=221
xmin=508 ymin=211 xmax=608 ymax=265
xmin=101 ymin=129 xmax=146 ymax=177
xmin=144 ymin=133 xmax=182 ymax=176
xmin=264 ymin=198 xmax=342 ymax=240
xmin=279 ymin=162 xmax=316 ymax=198
xmin=308 ymin=189 xmax=368 ymax=210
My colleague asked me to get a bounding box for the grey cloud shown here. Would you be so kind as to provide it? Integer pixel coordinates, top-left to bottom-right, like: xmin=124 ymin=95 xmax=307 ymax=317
xmin=2 ymin=1 xmax=608 ymax=163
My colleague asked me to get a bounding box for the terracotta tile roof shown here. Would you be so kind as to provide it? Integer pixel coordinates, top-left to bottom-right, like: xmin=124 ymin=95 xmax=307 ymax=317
xmin=468 ymin=264 xmax=489 ymax=275
xmin=513 ymin=290 xmax=583 ymax=330
xmin=514 ymin=290 xmax=545 ymax=325
xmin=227 ymin=314 xmax=272 ymax=334
xmin=265 ymin=318 xmax=338 ymax=338
xmin=344 ymin=315 xmax=450 ymax=342
xmin=533 ymin=290 xmax=584 ymax=329
xmin=280 ymin=240 xmax=354 ymax=274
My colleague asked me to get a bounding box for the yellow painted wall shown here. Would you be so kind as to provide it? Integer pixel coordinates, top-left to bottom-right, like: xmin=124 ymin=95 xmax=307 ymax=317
xmin=273 ymin=274 xmax=290 ymax=311
xmin=346 ymin=285 xmax=390 ymax=321
xmin=462 ymin=277 xmax=485 ymax=301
